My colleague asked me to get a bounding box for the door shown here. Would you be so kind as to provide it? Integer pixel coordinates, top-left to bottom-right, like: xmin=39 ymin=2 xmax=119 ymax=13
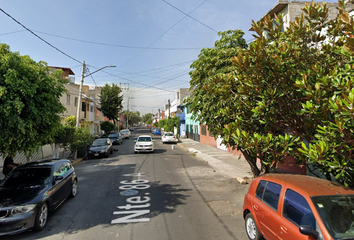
xmin=278 ymin=189 xmax=317 ymax=240
xmin=252 ymin=180 xmax=282 ymax=239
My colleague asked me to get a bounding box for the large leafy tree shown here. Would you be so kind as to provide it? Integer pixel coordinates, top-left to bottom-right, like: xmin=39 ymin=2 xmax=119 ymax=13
xmin=124 ymin=110 xmax=140 ymax=126
xmin=99 ymin=83 xmax=123 ymax=127
xmin=142 ymin=113 xmax=153 ymax=124
xmin=187 ymin=1 xmax=354 ymax=187
xmin=0 ymin=44 xmax=67 ymax=157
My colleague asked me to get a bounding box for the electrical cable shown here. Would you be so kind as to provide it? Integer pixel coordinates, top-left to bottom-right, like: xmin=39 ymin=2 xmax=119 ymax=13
xmin=117 ymin=0 xmax=209 ymax=69
xmin=0 ymin=7 xmax=82 ymax=64
xmin=162 ymin=0 xmax=218 ymax=33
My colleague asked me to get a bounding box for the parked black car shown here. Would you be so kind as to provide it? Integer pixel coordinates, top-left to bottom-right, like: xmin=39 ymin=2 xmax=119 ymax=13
xmin=87 ymin=138 xmax=113 ymax=158
xmin=0 ymin=159 xmax=78 ymax=236
xmin=108 ymin=132 xmax=122 ymax=145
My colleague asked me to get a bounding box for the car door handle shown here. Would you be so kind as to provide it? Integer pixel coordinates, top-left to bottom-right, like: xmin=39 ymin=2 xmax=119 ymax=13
xmin=280 ymin=225 xmax=288 ymax=234
xmin=253 ymin=204 xmax=259 ymax=211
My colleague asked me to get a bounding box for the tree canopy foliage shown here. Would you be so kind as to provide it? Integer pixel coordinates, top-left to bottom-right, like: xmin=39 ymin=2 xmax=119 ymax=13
xmin=142 ymin=113 xmax=153 ymax=124
xmin=99 ymin=83 xmax=123 ymax=127
xmin=0 ymin=44 xmax=67 ymax=157
xmin=187 ymin=1 xmax=354 ymax=187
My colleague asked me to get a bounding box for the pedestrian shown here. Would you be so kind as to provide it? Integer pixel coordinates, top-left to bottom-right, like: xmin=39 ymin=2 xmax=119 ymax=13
xmin=2 ymin=156 xmax=19 ymax=176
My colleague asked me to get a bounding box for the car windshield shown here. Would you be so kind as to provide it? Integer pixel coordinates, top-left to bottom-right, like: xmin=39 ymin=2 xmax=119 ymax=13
xmin=0 ymin=167 xmax=51 ymax=187
xmin=312 ymin=195 xmax=354 ymax=239
xmin=92 ymin=139 xmax=108 ymax=146
xmin=138 ymin=137 xmax=152 ymax=142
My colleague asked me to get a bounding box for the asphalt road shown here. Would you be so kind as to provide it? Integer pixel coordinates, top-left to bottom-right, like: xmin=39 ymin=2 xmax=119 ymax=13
xmin=2 ymin=127 xmax=249 ymax=240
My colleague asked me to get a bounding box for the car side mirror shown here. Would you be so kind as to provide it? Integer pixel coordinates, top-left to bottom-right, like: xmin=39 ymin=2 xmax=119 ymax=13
xmin=299 ymin=226 xmax=319 ymax=239
xmin=55 ymin=175 xmax=64 ymax=181
xmin=134 ymin=140 xmax=137 ymax=142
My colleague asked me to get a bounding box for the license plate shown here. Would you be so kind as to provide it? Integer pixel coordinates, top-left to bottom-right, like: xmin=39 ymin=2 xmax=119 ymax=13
xmin=94 ymin=153 xmax=99 ymax=156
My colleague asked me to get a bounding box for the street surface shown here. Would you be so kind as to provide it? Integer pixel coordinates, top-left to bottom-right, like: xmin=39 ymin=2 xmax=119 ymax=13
xmin=2 ymin=127 xmax=250 ymax=240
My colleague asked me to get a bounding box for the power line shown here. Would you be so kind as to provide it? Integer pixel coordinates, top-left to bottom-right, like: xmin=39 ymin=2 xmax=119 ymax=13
xmin=117 ymin=0 xmax=208 ymax=69
xmin=33 ymin=30 xmax=202 ymax=51
xmin=0 ymin=7 xmax=81 ymax=64
xmin=162 ymin=0 xmax=218 ymax=33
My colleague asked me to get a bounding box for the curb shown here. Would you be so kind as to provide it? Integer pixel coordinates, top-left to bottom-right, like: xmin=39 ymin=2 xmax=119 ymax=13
xmin=71 ymin=158 xmax=84 ymax=165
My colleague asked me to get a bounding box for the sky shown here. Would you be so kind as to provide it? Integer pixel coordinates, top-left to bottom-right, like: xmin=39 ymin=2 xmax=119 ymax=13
xmin=0 ymin=0 xmax=341 ymax=115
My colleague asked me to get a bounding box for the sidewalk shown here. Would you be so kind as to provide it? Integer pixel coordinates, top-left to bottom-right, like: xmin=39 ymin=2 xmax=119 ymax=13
xmin=177 ymin=138 xmax=253 ymax=184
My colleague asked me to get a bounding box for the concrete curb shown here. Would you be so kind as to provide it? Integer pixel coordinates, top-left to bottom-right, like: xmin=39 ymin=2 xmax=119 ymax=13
xmin=71 ymin=158 xmax=84 ymax=165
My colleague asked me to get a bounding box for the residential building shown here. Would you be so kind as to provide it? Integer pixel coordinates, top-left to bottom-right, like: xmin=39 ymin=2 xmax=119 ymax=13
xmin=249 ymin=1 xmax=349 ymax=34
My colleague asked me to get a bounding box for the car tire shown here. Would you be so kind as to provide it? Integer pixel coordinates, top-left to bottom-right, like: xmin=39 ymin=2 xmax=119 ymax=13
xmin=134 ymin=151 xmax=138 ymax=154
xmin=70 ymin=179 xmax=78 ymax=198
xmin=245 ymin=213 xmax=262 ymax=240
xmin=33 ymin=202 xmax=48 ymax=231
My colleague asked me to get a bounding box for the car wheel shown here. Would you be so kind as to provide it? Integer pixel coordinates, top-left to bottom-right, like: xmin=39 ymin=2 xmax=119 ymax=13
xmin=134 ymin=151 xmax=138 ymax=154
xmin=70 ymin=179 xmax=78 ymax=198
xmin=34 ymin=202 xmax=48 ymax=231
xmin=245 ymin=213 xmax=262 ymax=240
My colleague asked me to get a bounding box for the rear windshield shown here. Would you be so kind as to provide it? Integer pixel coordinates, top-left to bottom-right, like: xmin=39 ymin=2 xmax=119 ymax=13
xmin=165 ymin=133 xmax=174 ymax=136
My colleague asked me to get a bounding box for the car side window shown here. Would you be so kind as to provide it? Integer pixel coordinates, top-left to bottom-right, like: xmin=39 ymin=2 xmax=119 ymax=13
xmin=256 ymin=180 xmax=282 ymax=211
xmin=54 ymin=162 xmax=71 ymax=177
xmin=283 ymin=189 xmax=316 ymax=229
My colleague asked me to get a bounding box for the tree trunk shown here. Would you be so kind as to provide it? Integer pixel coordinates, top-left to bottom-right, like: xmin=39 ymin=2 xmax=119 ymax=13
xmin=241 ymin=150 xmax=260 ymax=177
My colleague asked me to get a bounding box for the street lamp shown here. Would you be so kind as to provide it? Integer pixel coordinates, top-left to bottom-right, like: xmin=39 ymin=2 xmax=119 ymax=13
xmin=75 ymin=61 xmax=116 ymax=129
xmin=74 ymin=61 xmax=115 ymax=159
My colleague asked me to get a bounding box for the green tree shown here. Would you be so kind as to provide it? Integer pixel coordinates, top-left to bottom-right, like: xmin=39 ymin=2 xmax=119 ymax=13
xmin=187 ymin=1 xmax=354 ymax=187
xmin=100 ymin=121 xmax=115 ymax=133
xmin=142 ymin=113 xmax=153 ymax=123
xmin=124 ymin=110 xmax=140 ymax=126
xmin=99 ymin=83 xmax=123 ymax=128
xmin=0 ymin=44 xmax=67 ymax=157
xmin=158 ymin=119 xmax=168 ymax=129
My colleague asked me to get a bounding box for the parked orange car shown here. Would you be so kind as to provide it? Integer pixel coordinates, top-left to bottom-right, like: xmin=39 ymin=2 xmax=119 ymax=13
xmin=243 ymin=174 xmax=354 ymax=240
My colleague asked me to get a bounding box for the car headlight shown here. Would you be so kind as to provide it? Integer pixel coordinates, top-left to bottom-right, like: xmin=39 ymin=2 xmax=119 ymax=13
xmin=10 ymin=204 xmax=37 ymax=216
xmin=100 ymin=149 xmax=107 ymax=153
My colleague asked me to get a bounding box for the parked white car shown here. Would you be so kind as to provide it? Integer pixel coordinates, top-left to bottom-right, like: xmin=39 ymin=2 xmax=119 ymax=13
xmin=120 ymin=129 xmax=131 ymax=139
xmin=161 ymin=132 xmax=177 ymax=143
xmin=134 ymin=135 xmax=154 ymax=153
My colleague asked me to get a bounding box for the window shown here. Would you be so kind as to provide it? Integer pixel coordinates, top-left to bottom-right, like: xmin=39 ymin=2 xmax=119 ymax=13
xmin=201 ymin=125 xmax=207 ymax=135
xmin=90 ymin=105 xmax=94 ymax=112
xmin=256 ymin=180 xmax=281 ymax=210
xmin=66 ymin=94 xmax=70 ymax=105
xmin=74 ymin=97 xmax=78 ymax=107
xmin=283 ymin=189 xmax=315 ymax=229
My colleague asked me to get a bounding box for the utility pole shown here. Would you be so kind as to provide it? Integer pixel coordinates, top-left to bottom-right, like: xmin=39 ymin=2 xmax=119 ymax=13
xmin=127 ymin=98 xmax=129 ymax=128
xmin=168 ymin=99 xmax=171 ymax=118
xmin=76 ymin=61 xmax=86 ymax=129
xmin=73 ymin=62 xmax=115 ymax=159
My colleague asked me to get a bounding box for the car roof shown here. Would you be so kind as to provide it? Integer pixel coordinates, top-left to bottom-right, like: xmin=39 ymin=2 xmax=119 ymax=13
xmin=258 ymin=174 xmax=354 ymax=197
xmin=138 ymin=135 xmax=152 ymax=138
xmin=16 ymin=159 xmax=70 ymax=169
